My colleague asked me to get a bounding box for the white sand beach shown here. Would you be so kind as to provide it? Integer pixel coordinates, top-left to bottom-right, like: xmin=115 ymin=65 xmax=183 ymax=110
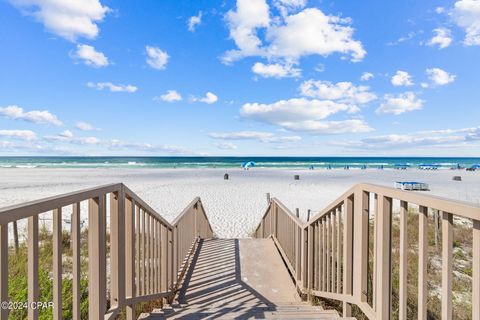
xmin=1 ymin=168 xmax=479 ymax=238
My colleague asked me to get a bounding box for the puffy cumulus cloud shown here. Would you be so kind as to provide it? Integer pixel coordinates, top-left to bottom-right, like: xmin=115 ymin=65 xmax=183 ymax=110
xmin=44 ymin=130 xmax=100 ymax=145
xmin=360 ymin=72 xmax=374 ymax=81
xmin=72 ymin=44 xmax=109 ymax=67
xmin=266 ymin=9 xmax=366 ymax=62
xmin=299 ymin=80 xmax=377 ymax=106
xmin=10 ymin=0 xmax=109 ymax=41
xmin=376 ymin=92 xmax=424 ymax=115
xmin=86 ymin=82 xmax=137 ymax=93
xmin=273 ymin=0 xmax=306 ymax=16
xmin=391 ymin=71 xmax=413 ymax=87
xmin=156 ymin=90 xmax=183 ymax=102
xmin=193 ymin=92 xmax=218 ymax=104
xmin=426 ymin=68 xmax=456 ymax=86
xmin=145 ymin=46 xmax=169 ymax=70
xmin=332 ymin=127 xmax=480 ymax=150
xmin=239 ymin=98 xmax=372 ymax=134
xmin=209 ymin=131 xmax=301 ymax=143
xmin=451 ymin=0 xmax=480 ymax=46
xmin=251 ymin=62 xmax=301 ymax=78
xmin=427 ymin=28 xmax=453 ymax=49
xmin=0 ymin=129 xmax=37 ymax=140
xmin=75 ymin=121 xmax=98 ymax=131
xmin=0 ymin=105 xmax=63 ymax=126
xmin=188 ymin=11 xmax=202 ymax=32
xmin=223 ymin=1 xmax=365 ymax=64
xmin=215 ymin=142 xmax=238 ymax=150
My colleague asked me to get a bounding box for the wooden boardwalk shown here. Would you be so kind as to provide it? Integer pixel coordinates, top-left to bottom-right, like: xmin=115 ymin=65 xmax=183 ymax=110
xmin=145 ymin=239 xmax=345 ymax=319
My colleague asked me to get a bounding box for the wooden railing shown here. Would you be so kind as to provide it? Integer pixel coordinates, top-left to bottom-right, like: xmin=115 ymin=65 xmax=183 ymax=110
xmin=0 ymin=183 xmax=213 ymax=320
xmin=255 ymin=183 xmax=480 ymax=320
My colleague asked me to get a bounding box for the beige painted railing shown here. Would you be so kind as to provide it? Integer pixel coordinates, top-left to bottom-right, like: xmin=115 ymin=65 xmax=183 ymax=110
xmin=255 ymin=183 xmax=480 ymax=320
xmin=0 ymin=183 xmax=213 ymax=320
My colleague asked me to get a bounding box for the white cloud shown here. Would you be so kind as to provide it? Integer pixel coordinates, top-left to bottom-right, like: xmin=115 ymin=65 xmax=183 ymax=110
xmin=188 ymin=11 xmax=202 ymax=32
xmin=252 ymin=62 xmax=301 ymax=78
xmin=426 ymin=68 xmax=456 ymax=86
xmin=75 ymin=121 xmax=98 ymax=131
xmin=157 ymin=90 xmax=182 ymax=102
xmin=10 ymin=0 xmax=109 ymax=41
xmin=224 ymin=1 xmax=365 ymax=63
xmin=239 ymin=98 xmax=372 ymax=134
xmin=376 ymin=92 xmax=424 ymax=115
xmin=194 ymin=92 xmax=218 ymax=104
xmin=0 ymin=105 xmax=63 ymax=126
xmin=391 ymin=70 xmax=414 ymax=86
xmin=209 ymin=131 xmax=301 ymax=143
xmin=59 ymin=130 xmax=73 ymax=138
xmin=0 ymin=129 xmax=37 ymax=140
xmin=86 ymin=82 xmax=137 ymax=93
xmin=427 ymin=28 xmax=453 ymax=49
xmin=215 ymin=142 xmax=238 ymax=150
xmin=105 ymin=139 xmax=196 ymax=155
xmin=145 ymin=46 xmax=169 ymax=70
xmin=436 ymin=7 xmax=446 ymax=14
xmin=273 ymin=0 xmax=307 ymax=16
xmin=360 ymin=72 xmax=374 ymax=81
xmin=72 ymin=44 xmax=109 ymax=67
xmin=300 ymin=80 xmax=377 ymax=105
xmin=451 ymin=0 xmax=480 ymax=46
xmin=333 ymin=127 xmax=480 ymax=150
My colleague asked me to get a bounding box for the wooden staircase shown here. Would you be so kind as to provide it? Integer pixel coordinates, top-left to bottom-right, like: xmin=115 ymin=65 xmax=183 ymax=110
xmin=141 ymin=238 xmax=353 ymax=319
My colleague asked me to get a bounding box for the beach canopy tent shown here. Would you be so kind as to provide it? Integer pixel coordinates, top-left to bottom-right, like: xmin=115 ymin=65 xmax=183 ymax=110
xmin=419 ymin=164 xmax=439 ymax=170
xmin=242 ymin=161 xmax=255 ymax=169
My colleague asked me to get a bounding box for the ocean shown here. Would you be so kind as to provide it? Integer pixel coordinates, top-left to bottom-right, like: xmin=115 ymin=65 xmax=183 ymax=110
xmin=0 ymin=157 xmax=479 ymax=169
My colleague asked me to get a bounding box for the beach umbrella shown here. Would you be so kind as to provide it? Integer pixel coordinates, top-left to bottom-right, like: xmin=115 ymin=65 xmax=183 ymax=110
xmin=242 ymin=161 xmax=255 ymax=169
xmin=471 ymin=164 xmax=480 ymax=169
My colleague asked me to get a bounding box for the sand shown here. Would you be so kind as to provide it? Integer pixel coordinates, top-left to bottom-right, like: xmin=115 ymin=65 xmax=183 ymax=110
xmin=1 ymin=168 xmax=479 ymax=238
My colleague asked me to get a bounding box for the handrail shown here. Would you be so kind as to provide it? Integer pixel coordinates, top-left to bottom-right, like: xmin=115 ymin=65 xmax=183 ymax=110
xmin=0 ymin=183 xmax=214 ymax=320
xmin=254 ymin=183 xmax=480 ymax=320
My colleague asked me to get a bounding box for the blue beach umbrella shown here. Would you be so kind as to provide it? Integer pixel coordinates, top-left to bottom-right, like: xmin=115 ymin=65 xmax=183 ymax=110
xmin=471 ymin=164 xmax=480 ymax=169
xmin=242 ymin=161 xmax=255 ymax=169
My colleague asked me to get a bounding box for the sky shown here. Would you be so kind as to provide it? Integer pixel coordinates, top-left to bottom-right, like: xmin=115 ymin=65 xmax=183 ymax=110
xmin=0 ymin=0 xmax=480 ymax=156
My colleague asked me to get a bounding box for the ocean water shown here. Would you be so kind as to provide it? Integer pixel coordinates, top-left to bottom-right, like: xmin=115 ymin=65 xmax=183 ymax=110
xmin=0 ymin=157 xmax=479 ymax=169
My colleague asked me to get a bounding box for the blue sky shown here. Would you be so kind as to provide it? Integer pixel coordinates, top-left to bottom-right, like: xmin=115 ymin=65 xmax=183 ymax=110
xmin=0 ymin=0 xmax=480 ymax=156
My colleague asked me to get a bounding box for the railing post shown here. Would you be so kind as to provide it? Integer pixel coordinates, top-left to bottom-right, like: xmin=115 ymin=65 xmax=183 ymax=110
xmin=418 ymin=206 xmax=428 ymax=320
xmin=173 ymin=226 xmax=178 ymax=288
xmin=399 ymin=201 xmax=408 ymax=320
xmin=353 ymin=190 xmax=369 ymax=304
xmin=88 ymin=196 xmax=107 ymax=319
xmin=53 ymin=208 xmax=62 ymax=320
xmin=0 ymin=224 xmax=8 ymax=320
xmin=301 ymin=227 xmax=308 ymax=291
xmin=441 ymin=212 xmax=453 ymax=320
xmin=71 ymin=203 xmax=81 ymax=320
xmin=307 ymin=224 xmax=313 ymax=299
xmin=110 ymin=189 xmax=126 ymax=311
xmin=473 ymin=219 xmax=480 ymax=320
xmin=375 ymin=196 xmax=392 ymax=320
xmin=28 ymin=214 xmax=39 ymax=320
xmin=343 ymin=196 xmax=353 ymax=317
xmin=125 ymin=197 xmax=136 ymax=320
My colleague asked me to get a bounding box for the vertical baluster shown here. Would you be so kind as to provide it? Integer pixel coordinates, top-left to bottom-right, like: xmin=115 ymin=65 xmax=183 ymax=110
xmin=353 ymin=190 xmax=369 ymax=304
xmin=71 ymin=203 xmax=81 ymax=320
xmin=318 ymin=220 xmax=323 ymax=291
xmin=399 ymin=201 xmax=408 ymax=320
xmin=141 ymin=209 xmax=146 ymax=295
xmin=146 ymin=214 xmax=150 ymax=294
xmin=0 ymin=223 xmax=8 ymax=320
xmin=295 ymin=225 xmax=301 ymax=281
xmin=375 ymin=196 xmax=392 ymax=319
xmin=88 ymin=195 xmax=107 ymax=319
xmin=135 ymin=206 xmax=140 ymax=296
xmin=372 ymin=194 xmax=378 ymax=309
xmin=150 ymin=215 xmax=155 ymax=293
xmin=173 ymin=226 xmax=178 ymax=288
xmin=161 ymin=224 xmax=168 ymax=293
xmin=314 ymin=223 xmax=318 ymax=291
xmin=332 ymin=210 xmax=337 ymax=293
xmin=327 ymin=213 xmax=331 ymax=292
xmin=110 ymin=190 xmax=126 ymax=310
xmin=343 ymin=196 xmax=354 ymax=317
xmin=336 ymin=207 xmax=342 ymax=294
xmin=157 ymin=220 xmax=161 ymax=293
xmin=125 ymin=197 xmax=135 ymax=320
xmin=307 ymin=223 xmax=313 ymax=296
xmin=301 ymin=227 xmax=308 ymax=290
xmin=28 ymin=214 xmax=39 ymax=320
xmin=168 ymin=228 xmax=173 ymax=291
xmin=441 ymin=212 xmax=453 ymax=319
xmin=322 ymin=216 xmax=327 ymax=291
xmin=473 ymin=219 xmax=480 ymax=320
xmin=418 ymin=206 xmax=428 ymax=320
xmin=53 ymin=208 xmax=62 ymax=320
